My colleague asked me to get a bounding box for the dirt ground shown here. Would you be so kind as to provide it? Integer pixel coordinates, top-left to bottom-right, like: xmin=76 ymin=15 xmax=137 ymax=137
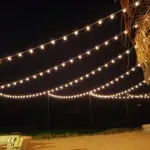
xmin=29 ymin=131 xmax=150 ymax=150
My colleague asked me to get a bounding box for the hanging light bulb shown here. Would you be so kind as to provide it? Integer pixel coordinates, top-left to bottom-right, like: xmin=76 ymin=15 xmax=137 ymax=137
xmin=63 ymin=36 xmax=67 ymax=41
xmin=105 ymin=41 xmax=109 ymax=46
xmin=7 ymin=56 xmax=12 ymax=61
xmin=98 ymin=20 xmax=103 ymax=25
xmin=74 ymin=30 xmax=79 ymax=35
xmin=18 ymin=53 xmax=23 ymax=57
xmin=86 ymin=26 xmax=91 ymax=31
xmin=61 ymin=63 xmax=66 ymax=67
xmin=110 ymin=14 xmax=115 ymax=19
xmin=40 ymin=45 xmax=45 ymax=50
xmin=51 ymin=40 xmax=55 ymax=45
xmin=114 ymin=36 xmax=118 ymax=40
xmin=122 ymin=8 xmax=127 ymax=13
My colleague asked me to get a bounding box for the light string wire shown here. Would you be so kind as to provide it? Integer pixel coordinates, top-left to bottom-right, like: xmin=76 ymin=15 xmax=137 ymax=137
xmin=0 ymin=1 xmax=140 ymax=64
xmin=0 ymin=31 xmax=131 ymax=90
xmin=0 ymin=47 xmax=132 ymax=91
xmin=47 ymin=65 xmax=141 ymax=100
xmin=49 ymin=80 xmax=146 ymax=99
xmin=90 ymin=80 xmax=150 ymax=99
xmin=0 ymin=64 xmax=141 ymax=99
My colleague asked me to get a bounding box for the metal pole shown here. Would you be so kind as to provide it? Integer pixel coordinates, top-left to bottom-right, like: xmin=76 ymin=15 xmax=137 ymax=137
xmin=89 ymin=94 xmax=93 ymax=128
xmin=47 ymin=95 xmax=50 ymax=140
xmin=125 ymin=98 xmax=130 ymax=128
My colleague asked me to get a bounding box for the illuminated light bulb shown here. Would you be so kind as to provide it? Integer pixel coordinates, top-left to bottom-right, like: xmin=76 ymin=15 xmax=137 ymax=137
xmin=75 ymin=80 xmax=78 ymax=83
xmin=93 ymin=89 xmax=97 ymax=92
xmin=95 ymin=46 xmax=99 ymax=50
xmin=91 ymin=71 xmax=95 ymax=75
xmin=106 ymin=83 xmax=109 ymax=87
xmin=80 ymin=77 xmax=83 ymax=80
xmin=61 ymin=63 xmax=66 ymax=67
xmin=86 ymin=51 xmax=91 ymax=55
xmin=13 ymin=82 xmax=17 ymax=86
xmin=26 ymin=77 xmax=30 ymax=81
xmin=118 ymin=55 xmax=122 ymax=59
xmin=98 ymin=20 xmax=103 ymax=25
xmin=86 ymin=74 xmax=89 ymax=78
xmin=69 ymin=82 xmax=73 ymax=85
xmin=33 ymin=75 xmax=37 ymax=79
xmin=143 ymin=39 xmax=146 ymax=42
xmin=40 ymin=45 xmax=45 ymax=50
xmin=111 ymin=59 xmax=115 ymax=64
xmin=65 ymin=84 xmax=68 ymax=87
xmin=19 ymin=80 xmax=23 ymax=84
xmin=18 ymin=53 xmax=23 ymax=57
xmin=78 ymin=55 xmax=82 ymax=59
xmin=135 ymin=1 xmax=140 ymax=7
xmin=131 ymin=68 xmax=135 ymax=71
xmin=86 ymin=26 xmax=91 ymax=31
xmin=104 ymin=41 xmax=109 ymax=46
xmin=29 ymin=49 xmax=34 ymax=54
xmin=110 ymin=81 xmax=114 ymax=84
xmin=114 ymin=36 xmax=119 ymax=40
xmin=122 ymin=8 xmax=127 ymax=13
xmin=124 ymin=30 xmax=128 ymax=34
xmin=7 ymin=84 xmax=11 ymax=87
xmin=104 ymin=64 xmax=108 ymax=67
xmin=69 ymin=59 xmax=74 ymax=63
xmin=46 ymin=69 xmax=50 ymax=73
xmin=115 ymin=78 xmax=119 ymax=82
xmin=74 ymin=31 xmax=79 ymax=35
xmin=7 ymin=56 xmax=12 ymax=61
xmin=54 ymin=66 xmax=58 ymax=70
xmin=39 ymin=72 xmax=43 ymax=76
xmin=60 ymin=86 xmax=63 ymax=89
xmin=102 ymin=86 xmax=105 ymax=89
xmin=110 ymin=14 xmax=115 ymax=19
xmin=121 ymin=75 xmax=124 ymax=79
xmin=137 ymin=64 xmax=141 ymax=67
xmin=97 ymin=87 xmax=101 ymax=90
xmin=63 ymin=36 xmax=67 ymax=41
xmin=98 ymin=67 xmax=102 ymax=71
xmin=126 ymin=50 xmax=130 ymax=54
xmin=134 ymin=24 xmax=138 ymax=29
xmin=51 ymin=40 xmax=55 ymax=45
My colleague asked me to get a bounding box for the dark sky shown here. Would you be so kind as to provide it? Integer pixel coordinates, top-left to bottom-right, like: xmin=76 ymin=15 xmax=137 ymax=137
xmin=0 ymin=0 xmax=150 ymax=131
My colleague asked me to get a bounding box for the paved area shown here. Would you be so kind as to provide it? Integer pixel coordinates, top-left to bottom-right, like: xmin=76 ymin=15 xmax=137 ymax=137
xmin=29 ymin=131 xmax=150 ymax=150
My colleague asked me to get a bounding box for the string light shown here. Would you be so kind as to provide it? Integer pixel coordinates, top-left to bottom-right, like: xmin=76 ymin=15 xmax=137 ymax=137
xmin=7 ymin=57 xmax=12 ymax=61
xmin=110 ymin=14 xmax=115 ymax=19
xmin=122 ymin=8 xmax=127 ymax=13
xmin=51 ymin=40 xmax=55 ymax=45
xmin=86 ymin=26 xmax=91 ymax=31
xmin=0 ymin=6 xmax=130 ymax=65
xmin=40 ymin=45 xmax=45 ymax=50
xmin=135 ymin=1 xmax=140 ymax=7
xmin=90 ymin=93 xmax=150 ymax=100
xmin=0 ymin=64 xmax=141 ymax=99
xmin=63 ymin=36 xmax=67 ymax=41
xmin=0 ymin=47 xmax=133 ymax=90
xmin=18 ymin=53 xmax=23 ymax=57
xmin=98 ymin=20 xmax=103 ymax=25
xmin=29 ymin=49 xmax=34 ymax=54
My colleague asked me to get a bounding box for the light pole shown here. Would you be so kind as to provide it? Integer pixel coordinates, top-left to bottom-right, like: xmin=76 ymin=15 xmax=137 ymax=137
xmin=47 ymin=95 xmax=50 ymax=140
xmin=89 ymin=94 xmax=93 ymax=128
xmin=125 ymin=98 xmax=130 ymax=128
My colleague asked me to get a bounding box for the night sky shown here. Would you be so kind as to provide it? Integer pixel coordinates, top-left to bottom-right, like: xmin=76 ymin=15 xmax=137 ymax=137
xmin=0 ymin=0 xmax=150 ymax=132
